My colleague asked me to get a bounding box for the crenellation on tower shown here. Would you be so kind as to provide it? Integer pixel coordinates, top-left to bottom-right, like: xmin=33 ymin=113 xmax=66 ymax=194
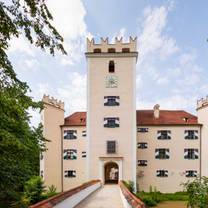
xmin=197 ymin=96 xmax=208 ymax=110
xmin=42 ymin=94 xmax=64 ymax=110
xmin=86 ymin=36 xmax=137 ymax=53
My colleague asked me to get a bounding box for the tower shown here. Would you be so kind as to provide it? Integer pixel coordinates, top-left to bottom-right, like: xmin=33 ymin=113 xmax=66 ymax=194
xmin=85 ymin=37 xmax=138 ymax=186
xmin=197 ymin=96 xmax=208 ymax=177
xmin=41 ymin=95 xmax=64 ymax=191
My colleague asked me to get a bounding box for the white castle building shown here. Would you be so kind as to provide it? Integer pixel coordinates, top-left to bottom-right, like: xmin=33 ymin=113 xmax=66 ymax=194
xmin=40 ymin=37 xmax=208 ymax=193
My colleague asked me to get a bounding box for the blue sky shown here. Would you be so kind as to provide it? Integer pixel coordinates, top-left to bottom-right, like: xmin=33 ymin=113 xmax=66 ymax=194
xmin=7 ymin=0 xmax=208 ymax=126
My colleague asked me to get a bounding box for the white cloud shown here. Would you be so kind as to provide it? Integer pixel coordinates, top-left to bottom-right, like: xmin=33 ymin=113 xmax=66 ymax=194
xmin=47 ymin=0 xmax=87 ymax=40
xmin=136 ymin=3 xmax=204 ymax=113
xmin=57 ymin=72 xmax=86 ymax=113
xmin=8 ymin=36 xmax=35 ymax=56
xmin=138 ymin=5 xmax=179 ymax=63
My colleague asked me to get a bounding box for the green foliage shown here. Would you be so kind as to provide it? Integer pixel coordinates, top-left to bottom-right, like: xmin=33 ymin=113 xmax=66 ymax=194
xmin=183 ymin=176 xmax=208 ymax=208
xmin=0 ymin=0 xmax=66 ymax=207
xmin=24 ymin=176 xmax=45 ymax=204
xmin=141 ymin=195 xmax=157 ymax=206
xmin=43 ymin=185 xmax=58 ymax=199
xmin=137 ymin=187 xmax=188 ymax=207
xmin=123 ymin=180 xmax=135 ymax=193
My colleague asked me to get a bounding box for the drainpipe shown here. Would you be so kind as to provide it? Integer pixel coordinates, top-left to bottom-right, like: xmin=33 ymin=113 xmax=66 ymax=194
xmin=200 ymin=125 xmax=202 ymax=178
xmin=61 ymin=126 xmax=63 ymax=192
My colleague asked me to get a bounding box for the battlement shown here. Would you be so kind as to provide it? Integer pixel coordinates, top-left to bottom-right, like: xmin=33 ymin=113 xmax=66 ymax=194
xmin=86 ymin=36 xmax=137 ymax=53
xmin=197 ymin=96 xmax=208 ymax=110
xmin=42 ymin=95 xmax=64 ymax=110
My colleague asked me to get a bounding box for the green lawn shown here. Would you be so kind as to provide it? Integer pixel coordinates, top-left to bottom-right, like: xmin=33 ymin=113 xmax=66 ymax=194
xmin=136 ymin=191 xmax=188 ymax=207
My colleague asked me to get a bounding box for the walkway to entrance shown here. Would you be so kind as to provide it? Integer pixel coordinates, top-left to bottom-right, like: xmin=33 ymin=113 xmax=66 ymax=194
xmin=75 ymin=185 xmax=124 ymax=208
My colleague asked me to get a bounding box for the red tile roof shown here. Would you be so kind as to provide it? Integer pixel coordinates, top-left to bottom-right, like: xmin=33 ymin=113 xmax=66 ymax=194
xmin=137 ymin=110 xmax=198 ymax=125
xmin=64 ymin=112 xmax=86 ymax=126
xmin=64 ymin=110 xmax=199 ymax=126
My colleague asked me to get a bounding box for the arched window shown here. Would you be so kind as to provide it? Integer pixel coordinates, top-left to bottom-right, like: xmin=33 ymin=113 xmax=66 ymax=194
xmin=122 ymin=48 xmax=130 ymax=53
xmin=108 ymin=48 xmax=116 ymax=53
xmin=109 ymin=60 xmax=115 ymax=73
xmin=93 ymin=48 xmax=101 ymax=53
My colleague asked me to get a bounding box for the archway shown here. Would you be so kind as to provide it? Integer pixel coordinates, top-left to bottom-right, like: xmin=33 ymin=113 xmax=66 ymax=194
xmin=104 ymin=162 xmax=119 ymax=184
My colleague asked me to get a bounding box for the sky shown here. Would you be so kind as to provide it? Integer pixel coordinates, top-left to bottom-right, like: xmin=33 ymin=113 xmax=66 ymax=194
xmin=7 ymin=0 xmax=208 ymax=126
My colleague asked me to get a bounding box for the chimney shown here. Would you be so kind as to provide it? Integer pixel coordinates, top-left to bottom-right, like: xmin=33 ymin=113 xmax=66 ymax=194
xmin=153 ymin=104 xmax=160 ymax=119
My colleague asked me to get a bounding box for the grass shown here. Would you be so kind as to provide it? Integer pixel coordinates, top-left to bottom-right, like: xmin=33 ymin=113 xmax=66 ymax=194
xmin=136 ymin=191 xmax=188 ymax=207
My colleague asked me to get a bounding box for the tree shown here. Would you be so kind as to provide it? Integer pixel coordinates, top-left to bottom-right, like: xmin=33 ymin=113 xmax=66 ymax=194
xmin=183 ymin=176 xmax=208 ymax=208
xmin=0 ymin=0 xmax=66 ymax=206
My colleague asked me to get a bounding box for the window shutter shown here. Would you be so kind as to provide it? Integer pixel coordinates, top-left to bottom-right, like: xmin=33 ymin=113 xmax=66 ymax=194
xmin=104 ymin=97 xmax=108 ymax=104
xmin=166 ymin=149 xmax=170 ymax=158
xmin=63 ymin=131 xmax=68 ymax=138
xmin=155 ymin=149 xmax=159 ymax=158
xmin=167 ymin=131 xmax=171 ymax=139
xmin=194 ymin=131 xmax=199 ymax=139
xmin=184 ymin=149 xmax=188 ymax=158
xmin=115 ymin=119 xmax=120 ymax=125
xmin=194 ymin=149 xmax=199 ymax=159
xmin=157 ymin=131 xmax=161 ymax=139
xmin=103 ymin=120 xmax=108 ymax=125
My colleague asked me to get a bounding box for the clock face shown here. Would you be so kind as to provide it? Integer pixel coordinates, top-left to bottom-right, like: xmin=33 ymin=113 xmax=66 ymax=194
xmin=106 ymin=75 xmax=118 ymax=88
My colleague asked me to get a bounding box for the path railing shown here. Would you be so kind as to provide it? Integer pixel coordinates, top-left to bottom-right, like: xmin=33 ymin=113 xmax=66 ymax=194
xmin=119 ymin=181 xmax=145 ymax=208
xmin=30 ymin=180 xmax=101 ymax=208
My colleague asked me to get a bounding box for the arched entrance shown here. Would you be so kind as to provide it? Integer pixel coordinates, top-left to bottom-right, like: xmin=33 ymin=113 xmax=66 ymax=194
xmin=104 ymin=162 xmax=119 ymax=184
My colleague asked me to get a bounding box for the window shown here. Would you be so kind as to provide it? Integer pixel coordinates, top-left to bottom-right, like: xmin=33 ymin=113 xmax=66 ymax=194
xmin=65 ymin=170 xmax=76 ymax=178
xmin=63 ymin=130 xmax=77 ymax=140
xmin=184 ymin=149 xmax=198 ymax=159
xmin=108 ymin=48 xmax=116 ymax=53
xmin=185 ymin=130 xmax=198 ymax=140
xmin=138 ymin=160 xmax=147 ymax=166
xmin=122 ymin=48 xmax=130 ymax=53
xmin=82 ymin=130 xmax=87 ymax=137
xmin=82 ymin=151 xmax=86 ymax=158
xmin=63 ymin=149 xmax=77 ymax=160
xmin=137 ymin=142 xmax=148 ymax=149
xmin=104 ymin=117 xmax=120 ymax=128
xmin=93 ymin=48 xmax=101 ymax=53
xmin=104 ymin=96 xmax=120 ymax=106
xmin=107 ymin=141 xmax=116 ymax=153
xmin=40 ymin=153 xmax=43 ymax=160
xmin=137 ymin=128 xmax=149 ymax=133
xmin=155 ymin=149 xmax=170 ymax=159
xmin=40 ymin=170 xmax=44 ymax=178
xmin=109 ymin=60 xmax=115 ymax=73
xmin=185 ymin=170 xmax=197 ymax=177
xmin=156 ymin=170 xmax=168 ymax=177
xmin=157 ymin=130 xmax=171 ymax=140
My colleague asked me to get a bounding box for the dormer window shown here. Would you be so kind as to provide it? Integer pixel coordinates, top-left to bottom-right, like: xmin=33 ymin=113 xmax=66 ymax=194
xmin=104 ymin=96 xmax=120 ymax=106
xmin=109 ymin=61 xmax=115 ymax=73
xmin=94 ymin=48 xmax=101 ymax=53
xmin=108 ymin=48 xmax=116 ymax=53
xmin=183 ymin=117 xmax=189 ymax=122
xmin=104 ymin=117 xmax=120 ymax=128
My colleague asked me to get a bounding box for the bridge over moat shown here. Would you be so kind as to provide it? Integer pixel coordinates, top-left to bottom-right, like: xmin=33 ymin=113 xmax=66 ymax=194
xmin=30 ymin=180 xmax=144 ymax=208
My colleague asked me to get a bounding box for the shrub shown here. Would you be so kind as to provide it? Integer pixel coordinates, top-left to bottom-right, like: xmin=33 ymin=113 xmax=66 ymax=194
xmin=183 ymin=176 xmax=208 ymax=208
xmin=42 ymin=185 xmax=58 ymax=199
xmin=23 ymin=176 xmax=45 ymax=204
xmin=141 ymin=195 xmax=157 ymax=207
xmin=123 ymin=180 xmax=134 ymax=193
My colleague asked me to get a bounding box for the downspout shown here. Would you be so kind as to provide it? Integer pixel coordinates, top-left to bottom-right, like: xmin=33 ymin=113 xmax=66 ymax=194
xmin=200 ymin=125 xmax=202 ymax=178
xmin=61 ymin=126 xmax=63 ymax=192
